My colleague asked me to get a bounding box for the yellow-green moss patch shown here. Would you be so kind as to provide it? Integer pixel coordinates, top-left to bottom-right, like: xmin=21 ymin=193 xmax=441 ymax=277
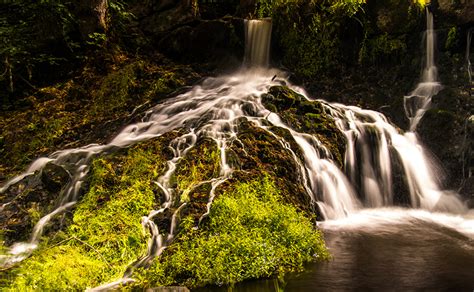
xmin=4 ymin=138 xmax=170 ymax=290
xmin=136 ymin=175 xmax=328 ymax=288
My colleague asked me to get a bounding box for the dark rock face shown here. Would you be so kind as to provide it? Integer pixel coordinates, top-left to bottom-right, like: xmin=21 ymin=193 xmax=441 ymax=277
xmin=435 ymin=0 xmax=474 ymax=25
xmin=418 ymin=109 xmax=461 ymax=185
xmin=140 ymin=0 xmax=198 ymax=37
xmin=41 ymin=163 xmax=70 ymax=193
xmin=131 ymin=0 xmax=245 ymax=67
xmin=157 ymin=18 xmax=244 ymax=65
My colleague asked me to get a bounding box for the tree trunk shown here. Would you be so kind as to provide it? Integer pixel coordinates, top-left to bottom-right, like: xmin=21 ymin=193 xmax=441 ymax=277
xmin=73 ymin=0 xmax=109 ymax=40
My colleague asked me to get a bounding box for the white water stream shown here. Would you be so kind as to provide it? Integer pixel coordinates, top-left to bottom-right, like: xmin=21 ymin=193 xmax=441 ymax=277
xmin=404 ymin=7 xmax=442 ymax=131
xmin=1 ymin=16 xmax=472 ymax=289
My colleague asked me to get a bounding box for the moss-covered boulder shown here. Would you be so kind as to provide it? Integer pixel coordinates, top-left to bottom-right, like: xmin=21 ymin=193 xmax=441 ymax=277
xmin=2 ymin=117 xmax=329 ymax=289
xmin=136 ymin=176 xmax=328 ymax=288
xmin=262 ymin=86 xmax=346 ymax=166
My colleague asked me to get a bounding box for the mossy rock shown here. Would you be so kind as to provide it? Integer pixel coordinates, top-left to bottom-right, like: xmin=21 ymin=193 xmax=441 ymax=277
xmin=136 ymin=175 xmax=329 ymax=288
xmin=262 ymin=86 xmax=346 ymax=166
xmin=228 ymin=119 xmax=312 ymax=212
xmin=2 ymin=129 xmax=328 ymax=290
xmin=0 ymin=165 xmax=70 ymax=245
xmin=173 ymin=138 xmax=221 ymax=222
xmin=2 ymin=133 xmax=177 ymax=289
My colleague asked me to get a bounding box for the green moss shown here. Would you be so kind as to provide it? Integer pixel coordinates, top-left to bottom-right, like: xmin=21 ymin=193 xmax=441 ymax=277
xmin=5 ymin=139 xmax=168 ymax=290
xmin=175 ymin=139 xmax=221 ymax=204
xmin=91 ymin=61 xmax=190 ymax=117
xmin=137 ymin=175 xmax=328 ymax=288
xmin=6 ymin=246 xmax=108 ymax=291
xmin=2 ymin=89 xmax=77 ymax=171
xmin=445 ymin=26 xmax=458 ymax=51
xmin=145 ymin=71 xmax=185 ymax=98
xmin=0 ymin=55 xmax=200 ymax=181
xmin=91 ymin=61 xmax=144 ymax=116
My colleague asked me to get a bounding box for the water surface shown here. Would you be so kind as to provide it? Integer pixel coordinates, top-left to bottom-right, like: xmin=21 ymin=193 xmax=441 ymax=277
xmin=203 ymin=209 xmax=474 ymax=291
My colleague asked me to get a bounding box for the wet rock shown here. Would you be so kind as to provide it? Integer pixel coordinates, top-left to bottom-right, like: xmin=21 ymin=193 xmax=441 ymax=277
xmin=390 ymin=149 xmax=412 ymax=207
xmin=418 ymin=108 xmax=465 ymax=190
xmin=41 ymin=163 xmax=70 ymax=193
xmin=0 ymin=175 xmax=59 ymax=244
xmin=266 ymin=86 xmax=303 ymax=108
xmin=262 ymin=86 xmax=346 ymax=166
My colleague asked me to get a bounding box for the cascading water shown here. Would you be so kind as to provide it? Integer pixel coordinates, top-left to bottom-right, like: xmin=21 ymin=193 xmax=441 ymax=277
xmin=328 ymin=104 xmax=466 ymax=214
xmin=404 ymin=7 xmax=442 ymax=131
xmin=467 ymin=28 xmax=473 ymax=90
xmin=244 ymin=18 xmax=272 ymax=67
xmin=1 ymin=17 xmax=473 ymax=289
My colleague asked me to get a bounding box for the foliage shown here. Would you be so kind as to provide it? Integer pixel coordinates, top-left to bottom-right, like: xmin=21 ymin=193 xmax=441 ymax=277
xmin=0 ymin=0 xmax=137 ymax=98
xmin=4 ymin=141 xmax=167 ymax=290
xmin=445 ymin=26 xmax=458 ymax=51
xmin=137 ymin=175 xmax=329 ymax=288
xmin=358 ymin=33 xmax=407 ymax=64
xmin=253 ymin=0 xmax=366 ymax=78
xmin=105 ymin=0 xmax=136 ymax=47
xmin=0 ymin=1 xmax=78 ymax=94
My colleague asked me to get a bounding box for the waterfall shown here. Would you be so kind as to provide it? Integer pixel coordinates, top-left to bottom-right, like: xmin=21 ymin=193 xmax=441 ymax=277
xmin=1 ymin=14 xmax=471 ymax=289
xmin=244 ymin=18 xmax=272 ymax=67
xmin=467 ymin=28 xmax=473 ymax=86
xmin=404 ymin=7 xmax=442 ymax=132
xmin=327 ymin=104 xmax=466 ymax=215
